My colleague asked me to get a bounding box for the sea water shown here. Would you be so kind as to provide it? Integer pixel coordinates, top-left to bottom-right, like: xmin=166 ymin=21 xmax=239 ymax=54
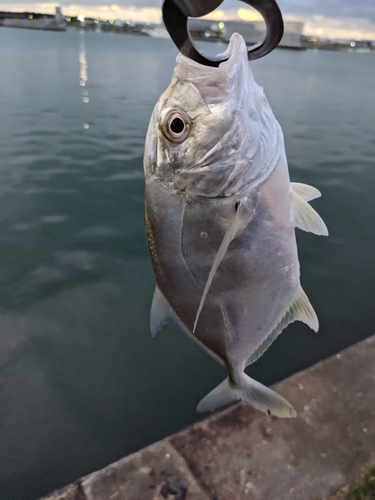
xmin=0 ymin=28 xmax=374 ymax=499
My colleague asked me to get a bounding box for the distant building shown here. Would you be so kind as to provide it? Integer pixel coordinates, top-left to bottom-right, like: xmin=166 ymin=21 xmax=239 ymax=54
xmin=349 ymin=40 xmax=373 ymax=49
xmin=188 ymin=18 xmax=304 ymax=49
xmin=0 ymin=7 xmax=66 ymax=31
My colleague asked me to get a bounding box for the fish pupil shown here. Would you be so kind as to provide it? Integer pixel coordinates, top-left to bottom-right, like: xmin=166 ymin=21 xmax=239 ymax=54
xmin=170 ymin=117 xmax=184 ymax=134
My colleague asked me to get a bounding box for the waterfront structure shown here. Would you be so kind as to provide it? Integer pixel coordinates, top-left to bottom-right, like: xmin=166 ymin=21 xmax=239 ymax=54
xmin=42 ymin=335 xmax=375 ymax=500
xmin=147 ymin=26 xmax=170 ymax=39
xmin=0 ymin=7 xmax=66 ymax=31
xmin=188 ymin=18 xmax=305 ymax=49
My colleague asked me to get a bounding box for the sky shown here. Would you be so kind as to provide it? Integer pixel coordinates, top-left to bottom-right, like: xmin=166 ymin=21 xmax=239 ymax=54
xmin=0 ymin=0 xmax=374 ymax=40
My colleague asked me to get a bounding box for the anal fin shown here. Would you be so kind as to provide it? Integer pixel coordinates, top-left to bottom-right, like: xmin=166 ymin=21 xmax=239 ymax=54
xmin=291 ymin=190 xmax=328 ymax=236
xmin=246 ymin=287 xmax=319 ymax=367
xmin=150 ymin=287 xmax=177 ymax=338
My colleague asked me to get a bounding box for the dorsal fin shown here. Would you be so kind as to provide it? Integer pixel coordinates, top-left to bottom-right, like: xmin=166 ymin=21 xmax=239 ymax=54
xmin=291 ymin=190 xmax=328 ymax=236
xmin=150 ymin=287 xmax=177 ymax=338
xmin=246 ymin=287 xmax=319 ymax=367
xmin=193 ymin=200 xmax=253 ymax=333
xmin=291 ymin=182 xmax=321 ymax=202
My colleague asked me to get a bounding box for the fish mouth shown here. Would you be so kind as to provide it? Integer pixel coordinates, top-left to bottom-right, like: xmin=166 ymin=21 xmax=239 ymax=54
xmin=173 ymin=33 xmax=252 ymax=104
xmin=175 ymin=32 xmax=247 ymax=72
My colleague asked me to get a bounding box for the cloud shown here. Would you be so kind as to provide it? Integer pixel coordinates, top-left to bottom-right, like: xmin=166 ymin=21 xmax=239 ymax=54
xmin=0 ymin=0 xmax=374 ymax=39
xmin=278 ymin=0 xmax=375 ymax=24
xmin=0 ymin=1 xmax=163 ymax=22
xmin=222 ymin=0 xmax=375 ymax=23
xmin=283 ymin=13 xmax=375 ymax=39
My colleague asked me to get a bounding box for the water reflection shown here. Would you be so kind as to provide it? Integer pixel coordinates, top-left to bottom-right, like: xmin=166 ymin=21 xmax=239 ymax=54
xmin=79 ymin=35 xmax=90 ymax=129
xmin=79 ymin=39 xmax=88 ymax=88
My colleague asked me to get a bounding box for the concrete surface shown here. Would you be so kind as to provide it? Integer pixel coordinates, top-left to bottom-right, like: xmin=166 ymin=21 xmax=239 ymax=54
xmin=42 ymin=335 xmax=375 ymax=500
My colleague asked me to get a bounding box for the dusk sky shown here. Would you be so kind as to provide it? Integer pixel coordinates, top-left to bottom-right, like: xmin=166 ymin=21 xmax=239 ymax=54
xmin=1 ymin=0 xmax=374 ymax=40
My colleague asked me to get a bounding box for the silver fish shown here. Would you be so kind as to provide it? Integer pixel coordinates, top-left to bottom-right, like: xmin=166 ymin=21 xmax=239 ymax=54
xmin=143 ymin=34 xmax=328 ymax=418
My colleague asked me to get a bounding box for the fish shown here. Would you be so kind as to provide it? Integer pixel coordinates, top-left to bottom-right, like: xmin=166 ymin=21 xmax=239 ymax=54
xmin=143 ymin=34 xmax=328 ymax=418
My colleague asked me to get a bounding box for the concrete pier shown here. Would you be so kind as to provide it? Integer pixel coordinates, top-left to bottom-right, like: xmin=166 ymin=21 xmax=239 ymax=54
xmin=42 ymin=335 xmax=375 ymax=500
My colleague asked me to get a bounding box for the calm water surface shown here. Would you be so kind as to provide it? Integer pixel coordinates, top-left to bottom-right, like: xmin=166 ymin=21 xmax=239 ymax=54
xmin=0 ymin=28 xmax=374 ymax=499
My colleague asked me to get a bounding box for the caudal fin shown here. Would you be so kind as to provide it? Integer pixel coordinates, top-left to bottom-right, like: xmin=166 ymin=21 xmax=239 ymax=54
xmin=197 ymin=373 xmax=296 ymax=418
xmin=196 ymin=378 xmax=240 ymax=413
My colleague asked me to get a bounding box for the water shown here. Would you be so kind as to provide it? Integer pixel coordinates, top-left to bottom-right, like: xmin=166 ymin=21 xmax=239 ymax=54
xmin=0 ymin=28 xmax=374 ymax=500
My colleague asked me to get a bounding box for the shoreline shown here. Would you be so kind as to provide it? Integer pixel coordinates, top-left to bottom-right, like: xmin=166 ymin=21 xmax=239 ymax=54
xmin=42 ymin=334 xmax=375 ymax=500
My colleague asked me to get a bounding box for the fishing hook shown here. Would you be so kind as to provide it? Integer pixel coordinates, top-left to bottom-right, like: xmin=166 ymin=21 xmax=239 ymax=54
xmin=162 ymin=0 xmax=284 ymax=66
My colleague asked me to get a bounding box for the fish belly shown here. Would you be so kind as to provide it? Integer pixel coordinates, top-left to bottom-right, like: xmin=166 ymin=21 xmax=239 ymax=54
xmin=145 ymin=181 xmax=231 ymax=363
xmin=145 ymin=154 xmax=300 ymax=368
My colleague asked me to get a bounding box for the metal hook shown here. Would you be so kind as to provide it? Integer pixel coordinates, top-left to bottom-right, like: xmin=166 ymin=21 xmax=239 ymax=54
xmin=162 ymin=0 xmax=284 ymax=67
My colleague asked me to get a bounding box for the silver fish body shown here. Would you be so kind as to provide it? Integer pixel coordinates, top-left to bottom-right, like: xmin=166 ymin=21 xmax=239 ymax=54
xmin=144 ymin=34 xmax=327 ymax=418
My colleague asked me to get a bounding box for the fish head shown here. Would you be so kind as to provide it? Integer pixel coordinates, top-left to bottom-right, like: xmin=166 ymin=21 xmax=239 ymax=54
xmin=144 ymin=34 xmax=281 ymax=198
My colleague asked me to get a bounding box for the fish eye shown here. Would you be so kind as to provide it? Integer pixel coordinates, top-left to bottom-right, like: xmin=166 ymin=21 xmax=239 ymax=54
xmin=162 ymin=110 xmax=190 ymax=143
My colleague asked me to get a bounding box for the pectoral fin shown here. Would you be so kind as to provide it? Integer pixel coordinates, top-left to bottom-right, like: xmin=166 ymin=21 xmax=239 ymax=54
xmin=291 ymin=190 xmax=328 ymax=236
xmin=193 ymin=200 xmax=253 ymax=333
xmin=150 ymin=287 xmax=177 ymax=338
xmin=291 ymin=182 xmax=321 ymax=202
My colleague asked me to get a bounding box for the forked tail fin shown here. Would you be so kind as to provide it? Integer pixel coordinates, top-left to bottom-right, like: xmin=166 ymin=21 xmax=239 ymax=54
xmin=197 ymin=373 xmax=296 ymax=418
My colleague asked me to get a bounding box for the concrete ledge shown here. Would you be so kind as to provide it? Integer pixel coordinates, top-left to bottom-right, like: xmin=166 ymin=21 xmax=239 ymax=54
xmin=43 ymin=335 xmax=375 ymax=500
